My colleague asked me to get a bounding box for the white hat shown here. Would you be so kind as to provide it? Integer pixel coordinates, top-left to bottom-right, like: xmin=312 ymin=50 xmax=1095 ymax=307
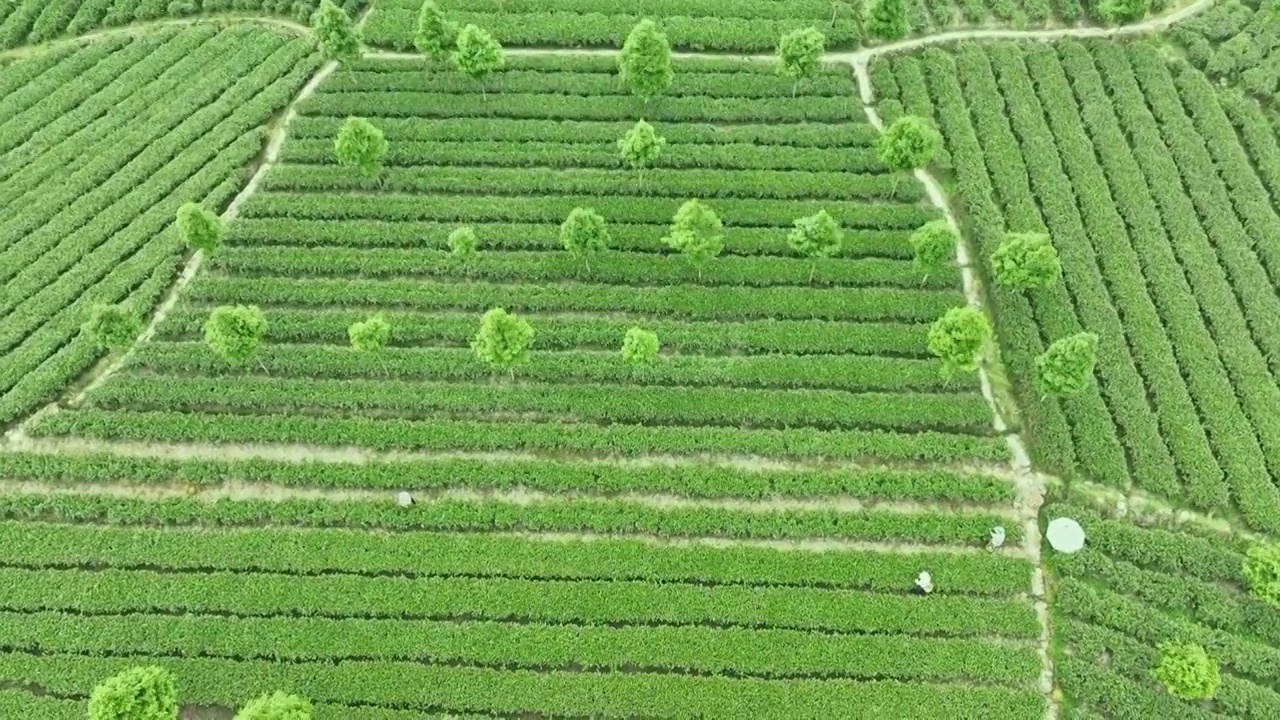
xmin=1046 ymin=517 xmax=1085 ymax=553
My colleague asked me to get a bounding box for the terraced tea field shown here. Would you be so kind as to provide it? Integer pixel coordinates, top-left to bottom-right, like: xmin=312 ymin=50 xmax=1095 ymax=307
xmin=2 ymin=0 xmax=1280 ymax=717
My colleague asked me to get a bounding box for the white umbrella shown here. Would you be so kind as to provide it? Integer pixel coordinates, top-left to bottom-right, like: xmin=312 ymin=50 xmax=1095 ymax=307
xmin=396 ymin=491 xmax=414 ymax=508
xmin=1046 ymin=517 xmax=1085 ymax=553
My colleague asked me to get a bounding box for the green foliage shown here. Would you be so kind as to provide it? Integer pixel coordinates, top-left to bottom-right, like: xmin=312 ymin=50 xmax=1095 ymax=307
xmin=878 ymin=115 xmax=941 ymax=172
xmin=176 ymin=202 xmax=222 ymax=254
xmin=618 ymin=119 xmax=665 ymax=171
xmin=866 ymin=0 xmax=909 ymax=41
xmin=453 ymin=24 xmax=505 ymax=83
xmin=1151 ymin=641 xmax=1220 ymax=700
xmin=348 ymin=313 xmax=392 ymax=353
xmin=470 ymin=307 xmax=534 ymax=372
xmin=559 ymin=207 xmax=611 ymax=267
xmin=662 ymin=199 xmax=724 ymax=271
xmin=235 ymin=691 xmax=313 ymax=720
xmin=311 ymin=0 xmax=362 ymax=65
xmin=621 ymin=327 xmax=660 ymax=365
xmin=333 ymin=116 xmax=388 ymax=178
xmin=787 ymin=209 xmax=843 ymax=261
xmin=1035 ymin=332 xmax=1098 ymax=398
xmin=88 ymin=666 xmax=178 ymax=720
xmin=83 ymin=304 xmax=141 ymax=352
xmin=618 ymin=19 xmax=674 ymax=102
xmin=776 ymin=27 xmax=826 ymax=94
xmin=1097 ymin=0 xmax=1147 ymax=24
xmin=448 ymin=225 xmax=479 ymax=261
xmin=909 ymin=220 xmax=956 ymax=278
xmin=413 ymin=1 xmax=458 ymax=62
xmin=991 ymin=232 xmax=1061 ymax=290
xmin=927 ymin=306 xmax=990 ymax=376
xmin=1243 ymin=543 xmax=1280 ymax=608
xmin=203 ymin=305 xmax=268 ymax=366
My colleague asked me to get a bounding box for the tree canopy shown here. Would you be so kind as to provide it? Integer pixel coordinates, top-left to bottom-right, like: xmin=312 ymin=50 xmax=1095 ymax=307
xmin=83 ymin=304 xmax=141 ymax=351
xmin=334 ymin=117 xmax=388 ymax=178
xmin=1035 ymin=332 xmax=1099 ymax=398
xmin=1244 ymin=543 xmax=1280 ymax=609
xmin=662 ymin=199 xmax=724 ymax=273
xmin=413 ymin=1 xmax=458 ymax=62
xmin=787 ymin=209 xmax=843 ymax=261
xmin=991 ymin=231 xmax=1061 ymax=290
xmin=618 ymin=19 xmax=674 ymax=102
xmin=312 ymin=0 xmax=362 ymax=65
xmin=88 ymin=666 xmax=178 ymax=720
xmin=448 ymin=225 xmax=479 ymax=261
xmin=878 ymin=114 xmax=941 ymax=172
xmin=235 ymin=691 xmax=313 ymax=720
xmin=560 ymin=207 xmax=611 ymax=269
xmin=176 ymin=201 xmax=222 ymax=254
xmin=927 ymin=306 xmax=991 ymax=376
xmin=1152 ymin=641 xmax=1220 ymax=700
xmin=471 ymin=308 xmax=535 ymax=373
xmin=453 ymin=24 xmax=505 ymax=84
xmin=622 ymin=327 xmax=660 ymax=365
xmin=866 ymin=0 xmax=909 ymax=41
xmin=909 ymin=219 xmax=956 ymax=278
xmin=777 ymin=27 xmax=826 ymax=95
xmin=618 ymin=119 xmax=665 ymax=171
xmin=348 ymin=313 xmax=392 ymax=353
xmin=204 ymin=305 xmax=268 ymax=365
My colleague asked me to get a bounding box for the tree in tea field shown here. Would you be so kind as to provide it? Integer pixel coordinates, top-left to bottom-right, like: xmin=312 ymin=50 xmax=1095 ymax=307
xmin=927 ymin=306 xmax=990 ymax=378
xmin=909 ymin=219 xmax=955 ymax=280
xmin=83 ymin=304 xmax=141 ymax=352
xmin=414 ymin=0 xmax=458 ymax=63
xmin=777 ymin=27 xmax=826 ymax=97
xmin=471 ymin=308 xmax=534 ymax=376
xmin=448 ymin=225 xmax=479 ymax=263
xmin=453 ymin=24 xmax=505 ymax=94
xmin=1035 ymin=332 xmax=1099 ymax=398
xmin=176 ymin=201 xmax=222 ymax=254
xmin=788 ymin=209 xmax=843 ymax=281
xmin=662 ymin=199 xmax=724 ymax=278
xmin=618 ymin=119 xmax=665 ymax=176
xmin=1097 ymin=0 xmax=1148 ymax=24
xmin=1152 ymin=641 xmax=1220 ymax=700
xmin=349 ymin=312 xmax=392 ymax=355
xmin=622 ymin=327 xmax=660 ymax=366
xmin=619 ymin=19 xmax=673 ymax=103
xmin=560 ymin=207 xmax=610 ymax=272
xmin=204 ymin=305 xmax=268 ymax=366
xmin=235 ymin=691 xmax=313 ymax=720
xmin=991 ymin=231 xmax=1061 ymax=290
xmin=878 ymin=115 xmax=941 ymax=181
xmin=334 ymin=117 xmax=388 ymax=179
xmin=866 ymin=0 xmax=909 ymax=41
xmin=312 ymin=0 xmax=362 ymax=66
xmin=88 ymin=666 xmax=178 ymax=720
xmin=1243 ymin=543 xmax=1280 ymax=608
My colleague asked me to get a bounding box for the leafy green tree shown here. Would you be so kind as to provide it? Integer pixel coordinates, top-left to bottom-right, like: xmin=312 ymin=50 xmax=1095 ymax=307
xmin=1152 ymin=641 xmax=1220 ymax=700
xmin=453 ymin=24 xmax=504 ymax=95
xmin=1097 ymin=0 xmax=1147 ymax=24
xmin=866 ymin=0 xmax=909 ymax=41
xmin=1243 ymin=543 xmax=1280 ymax=608
xmin=991 ymin=231 xmax=1061 ymax=290
xmin=312 ymin=0 xmax=362 ymax=66
xmin=618 ymin=119 xmax=665 ymax=176
xmin=777 ymin=27 xmax=826 ymax=97
xmin=176 ymin=201 xmax=222 ymax=254
xmin=204 ymin=305 xmax=268 ymax=366
xmin=927 ymin=306 xmax=991 ymax=377
xmin=1035 ymin=332 xmax=1099 ymax=398
xmin=560 ymin=207 xmax=610 ymax=272
xmin=84 ymin=304 xmax=141 ymax=352
xmin=349 ymin=313 xmax=392 ymax=354
xmin=448 ymin=225 xmax=479 ymax=263
xmin=618 ymin=19 xmax=673 ymax=103
xmin=471 ymin=307 xmax=534 ymax=376
xmin=334 ymin=117 xmax=388 ymax=179
xmin=878 ymin=115 xmax=941 ymax=182
xmin=787 ymin=209 xmax=843 ymax=281
xmin=413 ymin=1 xmax=458 ymax=63
xmin=235 ymin=691 xmax=313 ymax=720
xmin=662 ymin=199 xmax=724 ymax=277
xmin=622 ymin=327 xmax=660 ymax=365
xmin=88 ymin=666 xmax=178 ymax=720
xmin=909 ymin=219 xmax=955 ymax=279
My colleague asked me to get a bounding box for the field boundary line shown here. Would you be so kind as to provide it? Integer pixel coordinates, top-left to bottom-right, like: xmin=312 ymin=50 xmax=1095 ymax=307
xmin=0 ymin=477 xmax=1019 ymax=518
xmin=0 ymin=0 xmax=1215 ymax=64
